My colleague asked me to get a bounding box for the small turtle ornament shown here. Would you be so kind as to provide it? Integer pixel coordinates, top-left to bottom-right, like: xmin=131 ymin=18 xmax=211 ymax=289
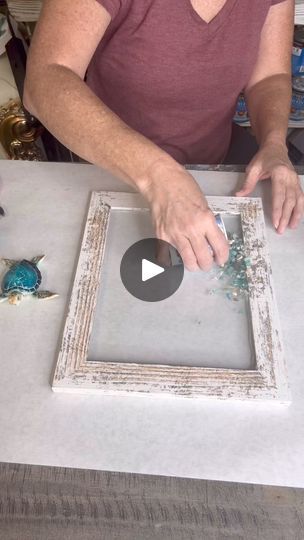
xmin=0 ymin=255 xmax=58 ymax=305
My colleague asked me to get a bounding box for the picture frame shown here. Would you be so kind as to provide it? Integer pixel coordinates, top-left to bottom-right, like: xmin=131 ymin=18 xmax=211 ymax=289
xmin=52 ymin=191 xmax=289 ymax=402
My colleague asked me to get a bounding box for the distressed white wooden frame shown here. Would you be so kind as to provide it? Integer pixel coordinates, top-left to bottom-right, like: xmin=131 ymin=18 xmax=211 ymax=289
xmin=52 ymin=191 xmax=289 ymax=402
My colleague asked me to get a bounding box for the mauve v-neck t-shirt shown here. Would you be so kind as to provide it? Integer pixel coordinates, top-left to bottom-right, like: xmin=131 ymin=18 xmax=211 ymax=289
xmin=87 ymin=0 xmax=286 ymax=164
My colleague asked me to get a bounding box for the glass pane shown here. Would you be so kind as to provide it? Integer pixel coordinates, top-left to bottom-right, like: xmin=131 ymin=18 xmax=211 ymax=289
xmin=88 ymin=210 xmax=255 ymax=369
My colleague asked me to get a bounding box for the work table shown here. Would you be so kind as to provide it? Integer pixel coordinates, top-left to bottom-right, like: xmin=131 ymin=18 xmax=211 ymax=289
xmin=0 ymin=160 xmax=304 ymax=488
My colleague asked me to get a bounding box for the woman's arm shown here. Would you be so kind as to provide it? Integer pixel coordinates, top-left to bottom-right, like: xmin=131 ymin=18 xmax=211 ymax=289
xmin=24 ymin=0 xmax=178 ymax=186
xmin=244 ymin=0 xmax=292 ymax=148
xmin=24 ymin=0 xmax=228 ymax=271
xmin=237 ymin=0 xmax=304 ymax=233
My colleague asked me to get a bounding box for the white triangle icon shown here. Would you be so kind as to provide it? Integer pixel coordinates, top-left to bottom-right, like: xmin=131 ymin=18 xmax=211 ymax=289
xmin=142 ymin=259 xmax=165 ymax=282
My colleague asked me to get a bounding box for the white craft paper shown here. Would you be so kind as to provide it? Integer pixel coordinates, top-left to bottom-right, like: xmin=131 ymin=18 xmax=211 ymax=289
xmin=88 ymin=210 xmax=254 ymax=369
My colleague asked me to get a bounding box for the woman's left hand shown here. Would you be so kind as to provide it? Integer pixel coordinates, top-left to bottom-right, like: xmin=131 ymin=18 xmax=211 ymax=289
xmin=235 ymin=142 xmax=304 ymax=234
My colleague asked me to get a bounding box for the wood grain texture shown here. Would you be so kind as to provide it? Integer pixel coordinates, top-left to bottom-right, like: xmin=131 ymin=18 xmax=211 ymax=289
xmin=6 ymin=0 xmax=42 ymax=22
xmin=52 ymin=192 xmax=289 ymax=402
xmin=0 ymin=462 xmax=303 ymax=540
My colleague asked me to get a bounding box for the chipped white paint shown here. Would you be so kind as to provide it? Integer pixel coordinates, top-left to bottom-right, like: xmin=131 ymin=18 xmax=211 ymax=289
xmin=52 ymin=192 xmax=289 ymax=402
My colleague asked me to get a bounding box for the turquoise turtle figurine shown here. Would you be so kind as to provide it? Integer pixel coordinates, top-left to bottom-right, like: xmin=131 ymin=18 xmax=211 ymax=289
xmin=0 ymin=255 xmax=58 ymax=305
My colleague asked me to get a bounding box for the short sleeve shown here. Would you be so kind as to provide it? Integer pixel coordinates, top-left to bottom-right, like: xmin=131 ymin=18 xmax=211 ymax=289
xmin=271 ymin=0 xmax=287 ymax=4
xmin=95 ymin=0 xmax=121 ymax=19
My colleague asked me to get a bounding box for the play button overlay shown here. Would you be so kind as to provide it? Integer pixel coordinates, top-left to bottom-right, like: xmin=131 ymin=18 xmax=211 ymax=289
xmin=142 ymin=259 xmax=164 ymax=282
xmin=120 ymin=238 xmax=184 ymax=302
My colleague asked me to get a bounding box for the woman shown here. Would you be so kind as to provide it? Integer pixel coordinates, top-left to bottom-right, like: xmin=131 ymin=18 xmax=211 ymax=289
xmin=24 ymin=0 xmax=303 ymax=270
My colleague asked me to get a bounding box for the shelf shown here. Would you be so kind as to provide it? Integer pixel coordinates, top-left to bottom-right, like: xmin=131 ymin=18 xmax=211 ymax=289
xmin=295 ymin=0 xmax=304 ymax=25
xmin=235 ymin=120 xmax=304 ymax=129
xmin=6 ymin=0 xmax=42 ymax=22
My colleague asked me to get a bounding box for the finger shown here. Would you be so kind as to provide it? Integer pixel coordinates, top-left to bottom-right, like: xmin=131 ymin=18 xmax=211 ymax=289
xmin=155 ymin=239 xmax=172 ymax=267
xmin=189 ymin=234 xmax=214 ymax=271
xmin=235 ymin=165 xmax=261 ymax=197
xmin=271 ymin=180 xmax=286 ymax=230
xmin=175 ymin=237 xmax=199 ymax=272
xmin=277 ymin=190 xmax=296 ymax=234
xmin=289 ymin=192 xmax=304 ymax=229
xmin=206 ymin=225 xmax=229 ymax=267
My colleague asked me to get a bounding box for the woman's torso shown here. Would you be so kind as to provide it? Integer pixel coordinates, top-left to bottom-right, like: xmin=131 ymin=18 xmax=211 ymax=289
xmin=87 ymin=0 xmax=275 ymax=164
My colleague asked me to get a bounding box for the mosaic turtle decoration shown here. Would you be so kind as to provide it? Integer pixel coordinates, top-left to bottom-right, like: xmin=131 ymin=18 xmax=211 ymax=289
xmin=0 ymin=255 xmax=58 ymax=305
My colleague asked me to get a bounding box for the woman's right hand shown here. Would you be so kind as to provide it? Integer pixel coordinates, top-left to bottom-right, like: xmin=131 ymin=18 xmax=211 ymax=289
xmin=139 ymin=161 xmax=229 ymax=271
